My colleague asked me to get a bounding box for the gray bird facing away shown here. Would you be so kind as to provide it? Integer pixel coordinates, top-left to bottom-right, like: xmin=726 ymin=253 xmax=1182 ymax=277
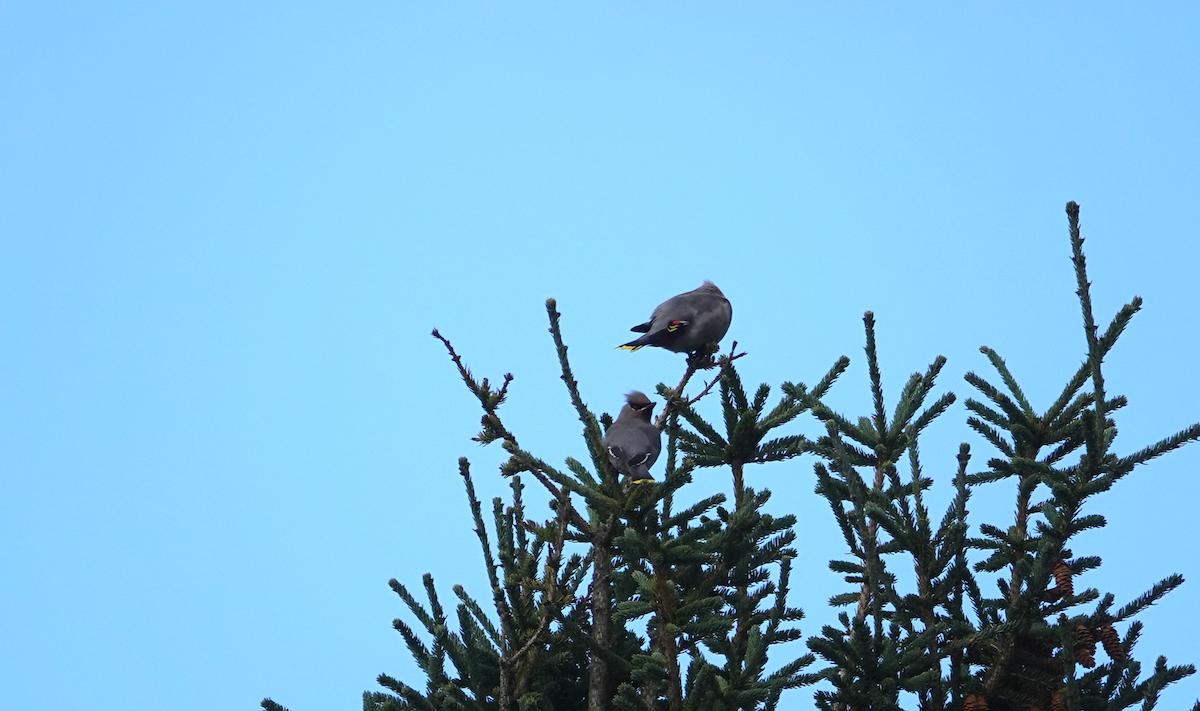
xmin=619 ymin=280 xmax=732 ymax=354
xmin=603 ymin=391 xmax=662 ymax=482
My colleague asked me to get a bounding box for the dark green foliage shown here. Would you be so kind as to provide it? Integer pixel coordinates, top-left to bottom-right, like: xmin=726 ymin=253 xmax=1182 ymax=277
xmin=781 ymin=204 xmax=1200 ymax=711
xmin=263 ymin=203 xmax=1198 ymax=711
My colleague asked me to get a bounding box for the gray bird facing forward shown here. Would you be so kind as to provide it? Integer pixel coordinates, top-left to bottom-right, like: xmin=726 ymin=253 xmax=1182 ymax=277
xmin=603 ymin=391 xmax=662 ymax=482
xmin=619 ymin=281 xmax=732 ymax=354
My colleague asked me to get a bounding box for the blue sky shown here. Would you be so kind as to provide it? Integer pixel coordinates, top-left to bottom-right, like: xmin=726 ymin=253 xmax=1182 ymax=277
xmin=3 ymin=3 xmax=1199 ymax=709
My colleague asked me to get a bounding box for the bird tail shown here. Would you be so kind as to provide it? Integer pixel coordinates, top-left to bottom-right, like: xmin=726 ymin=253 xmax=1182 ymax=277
xmin=618 ymin=336 xmax=648 ymax=351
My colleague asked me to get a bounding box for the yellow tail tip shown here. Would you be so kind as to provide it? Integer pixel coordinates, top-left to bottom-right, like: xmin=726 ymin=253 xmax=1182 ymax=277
xmin=618 ymin=344 xmax=643 ymax=352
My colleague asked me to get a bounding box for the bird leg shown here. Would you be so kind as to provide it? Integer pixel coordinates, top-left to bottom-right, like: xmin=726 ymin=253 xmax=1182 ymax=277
xmin=684 ymin=341 xmax=722 ymax=370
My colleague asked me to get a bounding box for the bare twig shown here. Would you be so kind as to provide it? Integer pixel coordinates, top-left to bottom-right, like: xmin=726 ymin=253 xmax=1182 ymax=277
xmin=432 ymin=328 xmax=519 ymax=447
xmin=655 ymin=340 xmax=747 ymax=429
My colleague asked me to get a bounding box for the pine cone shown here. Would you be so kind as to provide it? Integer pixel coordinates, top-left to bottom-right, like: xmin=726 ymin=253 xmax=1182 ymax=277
xmin=1074 ymin=624 xmax=1097 ymax=666
xmin=1099 ymin=623 xmax=1126 ymax=662
xmin=964 ymin=693 xmax=988 ymax=711
xmin=1051 ymin=690 xmax=1064 ymax=711
xmin=1054 ymin=561 xmax=1074 ymax=598
xmin=1075 ymin=625 xmax=1096 ymax=654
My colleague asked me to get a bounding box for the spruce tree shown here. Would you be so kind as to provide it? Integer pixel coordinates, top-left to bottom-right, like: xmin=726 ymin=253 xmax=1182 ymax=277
xmin=262 ymin=203 xmax=1199 ymax=711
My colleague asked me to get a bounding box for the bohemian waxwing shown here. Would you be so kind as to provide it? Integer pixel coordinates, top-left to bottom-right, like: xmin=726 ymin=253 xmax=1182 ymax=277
xmin=602 ymin=391 xmax=661 ymax=482
xmin=619 ymin=281 xmax=732 ymax=354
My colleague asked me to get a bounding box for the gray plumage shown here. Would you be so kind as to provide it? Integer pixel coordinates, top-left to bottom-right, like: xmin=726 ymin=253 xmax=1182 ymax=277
xmin=602 ymin=391 xmax=661 ymax=481
xmin=620 ymin=280 xmax=732 ymax=354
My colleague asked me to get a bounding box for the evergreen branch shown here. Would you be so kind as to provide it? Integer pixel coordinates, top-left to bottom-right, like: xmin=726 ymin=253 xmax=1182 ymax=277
xmin=814 ymin=461 xmax=863 ymax=557
xmin=813 ymin=356 xmax=853 ymax=399
xmin=674 ymin=398 xmax=728 ymax=448
xmin=917 ymin=354 xmax=948 ymax=400
xmin=1046 ymin=360 xmax=1092 ymax=426
xmin=966 ymin=416 xmax=1016 ymax=458
xmin=1041 ymin=431 xmax=1086 ymax=466
xmin=1098 ymin=297 xmax=1143 ymax=359
xmin=1038 ymin=587 xmax=1100 ymax=616
xmin=672 ymin=426 xmax=712 ymax=451
xmin=1068 ymin=201 xmax=1118 ymax=449
xmin=565 ymin=456 xmax=599 ymax=488
xmin=963 ymin=397 xmax=1019 ymax=437
xmin=829 ymin=592 xmax=861 ymax=607
xmin=810 ymin=435 xmax=877 ymax=468
xmin=979 ymin=347 xmax=1036 ymax=417
xmin=419 ymin=575 xmax=459 ymax=683
xmin=664 ymin=494 xmax=726 ymax=531
xmin=757 ymin=394 xmax=807 ymax=433
xmin=376 ymin=674 xmax=437 ymax=711
xmin=941 ymin=442 xmax=972 ymax=560
xmin=545 ymin=299 xmax=609 ymax=474
xmin=725 ymin=360 xmax=750 ymax=414
xmin=1112 ymin=423 xmax=1200 ymax=474
xmin=864 ymin=311 xmax=889 ymax=437
xmin=514 ymin=460 xmax=593 ymax=538
xmin=361 ymin=691 xmax=403 ymax=711
xmin=505 ymin=602 xmax=554 ymax=675
xmin=1068 ymin=513 xmax=1108 ymax=535
xmin=906 ymin=437 xmax=931 ymax=541
xmin=505 ymin=443 xmax=623 ymax=516
xmin=888 ymin=356 xmax=949 ymax=443
xmin=964 ymin=468 xmax=1012 ymax=486
xmin=864 ymin=500 xmax=911 ymax=550
xmin=964 ymin=372 xmax=1028 ymax=427
xmin=501 ymin=490 xmax=574 ymax=689
xmin=450 ymin=610 xmax=493 ymax=701
xmin=454 ymin=585 xmax=503 ymax=649
xmin=753 ymin=434 xmax=811 ymax=463
xmin=888 ymin=371 xmax=926 ymax=440
xmin=1138 ymin=656 xmax=1196 ymax=711
xmin=910 ymin=391 xmax=957 ymax=439
xmin=391 ymin=616 xmax=433 ymax=672
xmin=1115 ymin=575 xmax=1186 ymax=622
xmin=781 ymin=357 xmax=852 ymax=420
xmin=1068 ymin=201 xmax=1098 ymax=349
xmin=510 ymin=475 xmax=529 ymax=559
